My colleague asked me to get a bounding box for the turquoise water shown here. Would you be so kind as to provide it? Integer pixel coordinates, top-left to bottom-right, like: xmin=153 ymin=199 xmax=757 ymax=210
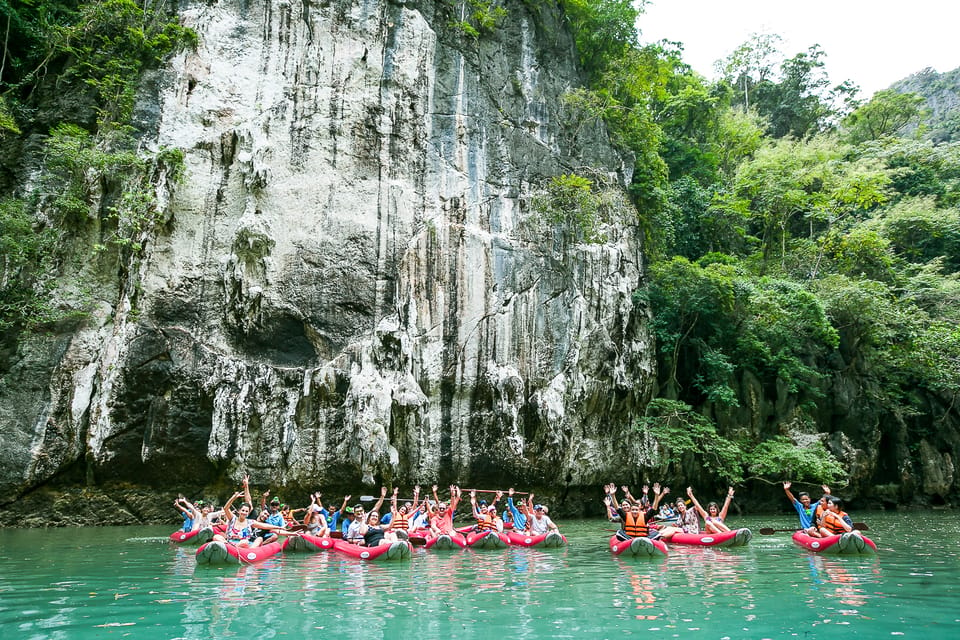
xmin=1 ymin=512 xmax=958 ymax=638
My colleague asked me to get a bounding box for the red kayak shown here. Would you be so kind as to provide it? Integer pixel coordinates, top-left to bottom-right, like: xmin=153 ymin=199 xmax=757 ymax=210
xmin=282 ymin=533 xmax=337 ymax=553
xmin=195 ymin=540 xmax=284 ymax=565
xmin=506 ymin=531 xmax=567 ymax=548
xmin=608 ymin=535 xmax=668 ymax=558
xmin=332 ymin=538 xmax=412 ymax=561
xmin=668 ymin=528 xmax=753 ymax=547
xmin=465 ymin=530 xmax=511 ymax=549
xmin=792 ymin=530 xmax=877 ymax=554
xmin=169 ymin=526 xmax=215 ymax=545
xmin=424 ymin=533 xmax=467 ymax=550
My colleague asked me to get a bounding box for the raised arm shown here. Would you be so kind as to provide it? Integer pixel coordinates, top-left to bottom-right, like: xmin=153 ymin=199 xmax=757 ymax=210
xmin=242 ymin=474 xmax=253 ymax=509
xmin=651 ymin=483 xmax=669 ymax=510
xmin=371 ymin=486 xmax=388 ymax=515
xmin=223 ymin=491 xmax=243 ymax=520
xmin=180 ymin=497 xmax=201 ymax=521
xmin=686 ymin=487 xmax=708 ymax=518
xmin=718 ymin=487 xmax=735 ymax=520
xmin=450 ymin=485 xmax=461 ymax=511
xmin=470 ymin=490 xmax=482 ymax=519
xmin=390 ymin=486 xmax=399 ymax=515
xmin=783 ymin=481 xmax=797 ymax=504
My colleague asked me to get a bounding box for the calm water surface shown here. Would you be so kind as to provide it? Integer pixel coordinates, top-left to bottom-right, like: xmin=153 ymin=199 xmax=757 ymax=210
xmin=1 ymin=512 xmax=958 ymax=639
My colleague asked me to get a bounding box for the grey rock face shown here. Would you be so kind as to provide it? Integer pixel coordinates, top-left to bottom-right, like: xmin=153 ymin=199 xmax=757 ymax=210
xmin=0 ymin=0 xmax=654 ymax=517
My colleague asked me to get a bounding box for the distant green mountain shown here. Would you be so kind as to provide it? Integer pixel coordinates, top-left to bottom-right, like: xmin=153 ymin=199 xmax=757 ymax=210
xmin=891 ymin=67 xmax=960 ymax=142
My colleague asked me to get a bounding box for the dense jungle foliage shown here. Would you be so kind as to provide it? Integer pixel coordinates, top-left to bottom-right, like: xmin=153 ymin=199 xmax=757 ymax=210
xmin=1 ymin=0 xmax=958 ymax=494
xmin=560 ymin=0 xmax=960 ymax=489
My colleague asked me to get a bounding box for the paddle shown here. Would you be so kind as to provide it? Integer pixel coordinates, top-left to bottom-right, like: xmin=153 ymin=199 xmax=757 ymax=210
xmin=759 ymin=522 xmax=870 ymax=535
xmin=463 ymin=489 xmax=529 ymax=494
xmin=409 ymin=536 xmax=427 ymax=546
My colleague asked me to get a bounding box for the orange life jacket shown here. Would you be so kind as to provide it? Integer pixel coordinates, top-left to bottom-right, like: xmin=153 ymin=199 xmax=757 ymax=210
xmin=393 ymin=512 xmax=409 ymax=530
xmin=822 ymin=511 xmax=849 ymax=535
xmin=624 ymin=510 xmax=648 ymax=538
xmin=476 ymin=512 xmax=495 ymax=532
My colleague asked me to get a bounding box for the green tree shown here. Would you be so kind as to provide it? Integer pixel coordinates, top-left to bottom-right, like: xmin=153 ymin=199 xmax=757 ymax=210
xmin=561 ymin=0 xmax=642 ymax=80
xmin=734 ymin=136 xmax=890 ymax=273
xmin=843 ymin=89 xmax=927 ymax=144
xmin=716 ymin=32 xmax=783 ymax=112
xmin=870 ymin=196 xmax=960 ymax=272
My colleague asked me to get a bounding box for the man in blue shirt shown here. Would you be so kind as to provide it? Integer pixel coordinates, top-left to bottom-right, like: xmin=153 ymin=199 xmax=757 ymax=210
xmin=505 ymin=488 xmax=527 ymax=531
xmin=260 ymin=497 xmax=286 ymax=541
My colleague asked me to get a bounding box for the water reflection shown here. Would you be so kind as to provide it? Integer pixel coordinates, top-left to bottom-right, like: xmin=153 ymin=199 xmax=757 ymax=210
xmin=806 ymin=554 xmax=882 ymax=611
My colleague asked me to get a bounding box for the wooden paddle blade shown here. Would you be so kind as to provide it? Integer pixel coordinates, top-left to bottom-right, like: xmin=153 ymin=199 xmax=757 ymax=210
xmin=330 ymin=531 xmax=343 ymax=539
xmin=853 ymin=522 xmax=869 ymax=531
xmin=758 ymin=528 xmax=796 ymax=534
xmin=409 ymin=536 xmax=427 ymax=546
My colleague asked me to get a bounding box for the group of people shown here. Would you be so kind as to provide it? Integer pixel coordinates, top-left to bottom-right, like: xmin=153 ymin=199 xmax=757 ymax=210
xmin=173 ymin=478 xmax=561 ymax=549
xmin=782 ymin=481 xmax=859 ymax=537
xmin=600 ymin=480 xmax=861 ymax=543
xmin=603 ymin=482 xmax=737 ymax=541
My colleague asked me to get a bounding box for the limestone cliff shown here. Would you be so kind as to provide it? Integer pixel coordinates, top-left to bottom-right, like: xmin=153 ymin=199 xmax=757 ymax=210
xmin=0 ymin=0 xmax=655 ymax=523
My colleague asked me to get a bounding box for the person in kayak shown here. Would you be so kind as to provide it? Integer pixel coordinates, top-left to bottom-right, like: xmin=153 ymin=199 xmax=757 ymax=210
xmin=801 ymin=486 xmax=839 ymax=537
xmin=259 ymin=496 xmax=287 ymax=542
xmin=358 ymin=510 xmax=400 ymax=547
xmin=602 ymin=483 xmax=631 ymax=521
xmin=212 ymin=490 xmax=293 ymax=548
xmin=606 ymin=483 xmax=668 ymax=541
xmin=471 ymin=490 xmax=505 ymax=533
xmin=174 ymin=497 xmax=194 ymax=532
xmin=783 ymin=481 xmax=820 ymax=530
xmin=505 ymin=487 xmax=528 ymax=531
xmin=303 ymin=493 xmax=331 ymax=536
xmin=429 ymin=485 xmax=461 ymax=536
xmin=525 ymin=498 xmax=559 ymax=535
xmin=687 ymin=486 xmax=734 ymax=533
xmin=388 ymin=486 xmax=422 ymax=538
xmin=655 ymin=497 xmax=700 ymax=541
xmin=344 ymin=505 xmax=366 ymax=542
xmin=817 ymin=497 xmax=857 ymax=537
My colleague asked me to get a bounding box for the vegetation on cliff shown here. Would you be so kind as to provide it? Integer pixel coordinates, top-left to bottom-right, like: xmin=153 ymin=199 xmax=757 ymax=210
xmin=0 ymin=0 xmax=193 ymax=337
xmin=560 ymin=0 xmax=960 ymax=499
xmin=1 ymin=0 xmax=957 ymax=506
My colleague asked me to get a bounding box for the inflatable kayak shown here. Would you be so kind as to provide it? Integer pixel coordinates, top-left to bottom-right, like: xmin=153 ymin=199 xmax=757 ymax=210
xmin=465 ymin=530 xmax=511 ymax=549
xmin=608 ymin=535 xmax=668 ymax=558
xmin=170 ymin=526 xmax=215 ymax=545
xmin=282 ymin=533 xmax=337 ymax=553
xmin=424 ymin=533 xmax=467 ymax=550
xmin=332 ymin=538 xmax=412 ymax=561
xmin=792 ymin=530 xmax=877 ymax=554
xmin=668 ymin=528 xmax=753 ymax=547
xmin=506 ymin=531 xmax=567 ymax=548
xmin=195 ymin=540 xmax=284 ymax=565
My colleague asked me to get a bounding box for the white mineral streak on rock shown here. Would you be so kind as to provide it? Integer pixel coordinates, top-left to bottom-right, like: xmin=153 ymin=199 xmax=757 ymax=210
xmin=12 ymin=0 xmax=653 ymax=492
